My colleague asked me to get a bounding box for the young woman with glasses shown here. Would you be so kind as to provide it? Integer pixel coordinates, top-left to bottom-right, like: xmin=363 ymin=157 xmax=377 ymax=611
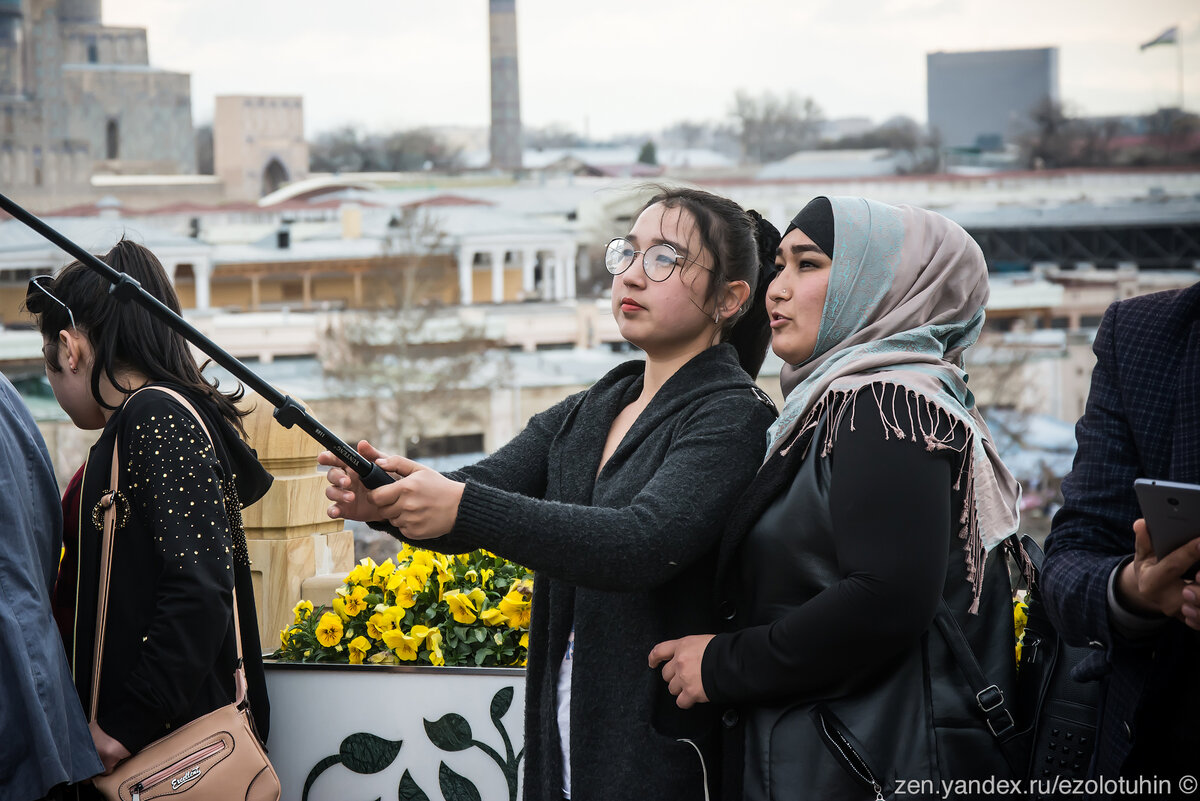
xmin=321 ymin=187 xmax=780 ymax=800
xmin=25 ymin=241 xmax=272 ymax=790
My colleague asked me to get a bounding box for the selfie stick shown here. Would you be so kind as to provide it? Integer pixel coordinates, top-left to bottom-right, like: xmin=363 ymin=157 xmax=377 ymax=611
xmin=0 ymin=191 xmax=395 ymax=489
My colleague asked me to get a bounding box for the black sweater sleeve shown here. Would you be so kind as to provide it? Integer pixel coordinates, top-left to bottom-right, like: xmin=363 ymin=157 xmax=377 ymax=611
xmin=448 ymin=394 xmax=775 ymax=590
xmin=367 ymin=393 xmax=578 ymax=549
xmin=701 ymin=387 xmax=956 ymax=705
xmin=99 ymin=395 xmax=236 ymax=751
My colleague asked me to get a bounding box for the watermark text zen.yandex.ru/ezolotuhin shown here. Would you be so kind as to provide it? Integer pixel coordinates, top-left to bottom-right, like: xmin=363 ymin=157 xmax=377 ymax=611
xmin=893 ymin=775 xmax=1196 ymax=798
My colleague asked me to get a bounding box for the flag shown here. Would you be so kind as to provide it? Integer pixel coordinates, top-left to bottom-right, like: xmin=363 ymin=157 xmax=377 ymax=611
xmin=1140 ymin=26 xmax=1179 ymax=51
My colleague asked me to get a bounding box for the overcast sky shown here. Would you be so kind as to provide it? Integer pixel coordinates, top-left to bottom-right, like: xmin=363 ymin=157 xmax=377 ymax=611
xmin=104 ymin=0 xmax=1199 ymax=140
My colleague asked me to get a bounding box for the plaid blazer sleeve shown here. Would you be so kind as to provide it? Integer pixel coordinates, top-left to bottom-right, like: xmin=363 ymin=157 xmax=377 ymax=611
xmin=1042 ymin=301 xmax=1146 ymax=659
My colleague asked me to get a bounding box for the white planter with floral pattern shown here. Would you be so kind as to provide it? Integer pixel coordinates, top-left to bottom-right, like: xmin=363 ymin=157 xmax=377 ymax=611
xmin=264 ymin=662 xmax=525 ymax=801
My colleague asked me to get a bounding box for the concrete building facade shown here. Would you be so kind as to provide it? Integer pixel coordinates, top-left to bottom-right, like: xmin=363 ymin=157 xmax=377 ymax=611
xmin=214 ymin=95 xmax=308 ymax=202
xmin=927 ymin=47 xmax=1059 ymax=150
xmin=0 ymin=0 xmax=194 ymax=205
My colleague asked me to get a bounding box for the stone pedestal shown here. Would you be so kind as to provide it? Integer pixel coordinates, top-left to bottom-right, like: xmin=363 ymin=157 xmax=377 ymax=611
xmin=240 ymin=392 xmax=354 ymax=645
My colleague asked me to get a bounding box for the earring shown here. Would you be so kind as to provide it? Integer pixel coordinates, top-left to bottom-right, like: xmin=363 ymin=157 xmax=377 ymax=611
xmin=713 ymin=309 xmax=721 ymax=324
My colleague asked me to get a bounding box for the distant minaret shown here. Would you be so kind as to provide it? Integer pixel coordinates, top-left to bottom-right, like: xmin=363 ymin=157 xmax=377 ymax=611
xmin=488 ymin=0 xmax=522 ymax=171
xmin=0 ymin=0 xmax=23 ymax=97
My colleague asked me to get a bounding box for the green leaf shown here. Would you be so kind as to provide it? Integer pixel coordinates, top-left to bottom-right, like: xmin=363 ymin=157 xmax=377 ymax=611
xmin=474 ymin=649 xmax=488 ymax=666
xmin=424 ymin=713 xmax=473 ymax=751
xmin=438 ymin=763 xmax=483 ymax=801
xmin=301 ymin=755 xmax=342 ymax=801
xmin=338 ymin=732 xmax=403 ymax=774
xmin=397 ymin=770 xmax=430 ymax=801
xmin=490 ymin=686 xmax=514 ymax=725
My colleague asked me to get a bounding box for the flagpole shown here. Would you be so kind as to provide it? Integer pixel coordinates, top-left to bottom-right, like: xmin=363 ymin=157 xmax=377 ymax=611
xmin=1179 ymin=34 xmax=1185 ymax=110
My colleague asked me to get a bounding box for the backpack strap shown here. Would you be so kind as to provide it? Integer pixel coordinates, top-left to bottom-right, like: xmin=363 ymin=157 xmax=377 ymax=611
xmin=932 ymin=532 xmax=1036 ymax=775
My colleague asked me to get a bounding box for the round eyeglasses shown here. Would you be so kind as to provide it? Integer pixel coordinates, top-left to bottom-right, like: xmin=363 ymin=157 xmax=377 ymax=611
xmin=604 ymin=238 xmax=710 ymax=282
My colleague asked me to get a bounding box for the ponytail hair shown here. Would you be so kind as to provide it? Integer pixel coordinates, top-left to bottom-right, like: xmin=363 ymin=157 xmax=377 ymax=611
xmin=726 ymin=209 xmax=780 ymax=378
xmin=34 ymin=239 xmax=250 ymax=435
xmin=639 ymin=187 xmax=779 ymax=377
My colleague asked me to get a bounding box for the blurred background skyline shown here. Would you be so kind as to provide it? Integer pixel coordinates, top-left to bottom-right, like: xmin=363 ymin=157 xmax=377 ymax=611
xmin=105 ymin=0 xmax=1197 ymax=139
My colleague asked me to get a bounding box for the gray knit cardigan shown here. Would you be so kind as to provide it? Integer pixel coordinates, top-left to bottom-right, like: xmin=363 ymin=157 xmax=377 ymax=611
xmin=384 ymin=343 xmax=775 ymax=800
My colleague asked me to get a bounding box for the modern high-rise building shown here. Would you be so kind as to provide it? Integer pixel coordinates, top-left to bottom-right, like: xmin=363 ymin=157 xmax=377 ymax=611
xmin=488 ymin=0 xmax=522 ymax=171
xmin=927 ymin=47 xmax=1059 ymax=150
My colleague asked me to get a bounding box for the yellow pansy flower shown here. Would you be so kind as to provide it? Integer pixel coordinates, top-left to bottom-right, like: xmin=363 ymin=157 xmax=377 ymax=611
xmin=409 ymin=624 xmax=432 ymax=644
xmin=397 ymin=562 xmax=433 ymax=593
xmin=368 ymin=649 xmax=399 ymax=665
xmin=382 ymin=628 xmax=422 ymax=661
xmin=1014 ymin=598 xmax=1029 ymax=665
xmin=427 ymin=628 xmax=445 ymax=667
xmin=443 ymin=589 xmax=478 ymax=624
xmin=372 ymin=559 xmax=396 ymax=587
xmin=480 ymin=568 xmax=494 ymax=586
xmin=464 ymin=569 xmax=478 ymax=584
xmin=498 ymin=587 xmax=531 ymax=629
xmin=331 ymin=597 xmax=350 ymax=622
xmin=467 ymin=587 xmax=486 ymax=608
xmin=343 ymin=585 xmax=369 ymax=617
xmin=367 ymin=611 xmax=395 ymax=640
xmin=391 ymin=582 xmax=417 ymax=609
xmin=292 ymin=600 xmax=313 ymax=623
xmin=480 ymin=607 xmax=508 ymax=627
xmin=315 ymin=612 xmax=344 ymax=647
xmin=519 ymin=632 xmax=529 ymax=649
xmin=345 ymin=558 xmax=376 ymax=587
xmin=348 ymin=635 xmax=371 ymax=665
xmin=430 ymin=556 xmax=454 ymax=600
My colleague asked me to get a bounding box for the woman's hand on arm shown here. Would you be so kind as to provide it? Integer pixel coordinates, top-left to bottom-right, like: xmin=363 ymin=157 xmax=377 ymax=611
xmin=370 ymin=456 xmax=466 ymax=539
xmin=320 ymin=442 xmax=466 ymax=539
xmin=88 ymin=720 xmax=131 ymax=774
xmin=649 ymin=635 xmax=715 ymax=709
xmin=320 ymin=440 xmax=421 ymax=521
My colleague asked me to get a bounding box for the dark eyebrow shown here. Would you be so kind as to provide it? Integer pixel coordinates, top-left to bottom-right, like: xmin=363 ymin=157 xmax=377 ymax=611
xmin=626 ymin=235 xmax=687 ymax=256
xmin=776 ymin=243 xmax=827 ymax=257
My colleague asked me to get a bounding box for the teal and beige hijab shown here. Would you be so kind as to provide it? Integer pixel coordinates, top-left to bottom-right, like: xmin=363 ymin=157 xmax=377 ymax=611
xmin=767 ymin=196 xmax=1021 ymax=611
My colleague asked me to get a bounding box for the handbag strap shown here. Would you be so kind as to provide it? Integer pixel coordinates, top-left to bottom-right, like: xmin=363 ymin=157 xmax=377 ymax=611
xmin=89 ymin=385 xmax=249 ymax=725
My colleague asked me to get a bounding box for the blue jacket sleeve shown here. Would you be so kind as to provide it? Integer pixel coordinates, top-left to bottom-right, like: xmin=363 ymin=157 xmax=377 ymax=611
xmin=1043 ymin=301 xmax=1145 ymax=657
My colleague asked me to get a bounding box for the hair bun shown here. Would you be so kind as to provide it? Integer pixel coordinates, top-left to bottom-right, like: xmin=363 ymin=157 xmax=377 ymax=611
xmin=746 ymin=209 xmax=781 ymax=275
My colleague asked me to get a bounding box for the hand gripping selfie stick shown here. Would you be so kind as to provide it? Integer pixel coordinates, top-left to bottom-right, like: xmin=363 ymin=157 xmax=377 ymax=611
xmin=0 ymin=191 xmax=395 ymax=489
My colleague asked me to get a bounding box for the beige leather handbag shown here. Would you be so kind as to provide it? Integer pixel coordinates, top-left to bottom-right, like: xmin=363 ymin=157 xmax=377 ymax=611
xmin=90 ymin=386 xmax=280 ymax=801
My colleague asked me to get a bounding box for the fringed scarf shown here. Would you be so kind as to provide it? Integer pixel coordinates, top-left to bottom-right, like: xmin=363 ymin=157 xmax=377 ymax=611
xmin=766 ymin=197 xmax=1021 ymax=612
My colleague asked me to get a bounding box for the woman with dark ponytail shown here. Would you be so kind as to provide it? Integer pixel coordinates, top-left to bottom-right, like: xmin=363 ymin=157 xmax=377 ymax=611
xmin=320 ymin=187 xmax=779 ymax=800
xmin=26 ymin=240 xmax=272 ymax=789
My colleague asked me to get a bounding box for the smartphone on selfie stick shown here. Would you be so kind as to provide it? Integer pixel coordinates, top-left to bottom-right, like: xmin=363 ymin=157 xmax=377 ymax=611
xmin=0 ymin=191 xmax=395 ymax=490
xmin=1133 ymin=478 xmax=1200 ymax=577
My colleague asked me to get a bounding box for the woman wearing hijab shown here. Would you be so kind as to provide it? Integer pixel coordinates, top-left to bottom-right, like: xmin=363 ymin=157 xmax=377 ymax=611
xmin=650 ymin=197 xmax=1022 ymax=799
